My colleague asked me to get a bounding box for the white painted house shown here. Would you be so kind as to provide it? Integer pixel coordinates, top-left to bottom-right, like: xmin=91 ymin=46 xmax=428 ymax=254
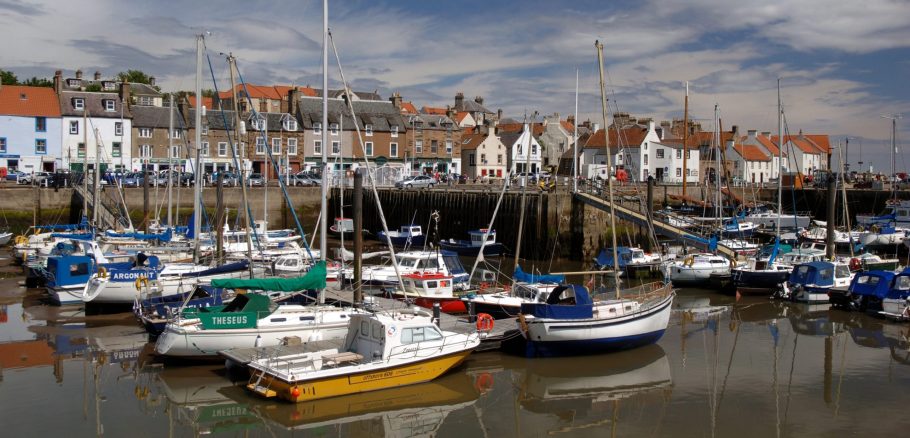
xmin=743 ymin=130 xmax=788 ymax=178
xmin=460 ymin=129 xmax=507 ymax=179
xmin=501 ymin=123 xmax=543 ymax=174
xmin=582 ymin=121 xmax=665 ymax=182
xmin=726 ymin=140 xmax=773 ymax=184
xmin=651 ymin=139 xmax=700 ymax=183
xmin=778 ymin=134 xmax=829 ymax=175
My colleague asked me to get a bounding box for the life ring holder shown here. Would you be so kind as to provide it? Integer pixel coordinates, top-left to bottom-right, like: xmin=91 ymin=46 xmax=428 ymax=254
xmin=476 ymin=313 xmax=495 ymax=332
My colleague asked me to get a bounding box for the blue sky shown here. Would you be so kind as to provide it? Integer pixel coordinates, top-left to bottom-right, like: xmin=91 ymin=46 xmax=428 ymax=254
xmin=2 ymin=0 xmax=908 ymax=171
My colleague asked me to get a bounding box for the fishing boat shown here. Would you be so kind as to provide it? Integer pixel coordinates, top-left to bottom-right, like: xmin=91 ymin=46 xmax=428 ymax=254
xmin=45 ymin=255 xmax=134 ymax=304
xmin=880 ymin=268 xmax=910 ymax=321
xmin=391 ymin=271 xmax=467 ymax=313
xmin=376 ymin=224 xmax=425 ymax=248
xmin=720 ymin=220 xmax=759 ymax=237
xmin=778 ymin=260 xmax=854 ymax=303
xmin=346 ymin=249 xmax=469 ymax=288
xmin=857 ymin=199 xmax=910 ymax=227
xmin=515 ymin=282 xmax=674 ymax=357
xmin=439 ymin=229 xmax=507 ymax=256
xmin=593 ymin=246 xmax=662 ymax=277
xmin=244 ymin=309 xmax=480 ymax=402
xmin=663 ymin=253 xmax=732 ymax=286
xmin=329 ymin=217 xmax=363 ymax=236
xmin=828 ymin=270 xmax=895 ymax=312
xmin=858 ymin=225 xmax=909 ymax=247
xmin=154 ymin=263 xmax=364 ymax=357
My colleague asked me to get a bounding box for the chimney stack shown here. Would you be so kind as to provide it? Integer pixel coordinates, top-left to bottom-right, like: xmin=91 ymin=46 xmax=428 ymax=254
xmin=53 ymin=70 xmax=62 ymax=94
xmin=474 ymin=95 xmax=484 ymax=105
xmin=445 ymin=105 xmax=455 ymax=119
xmin=389 ymin=91 xmax=402 ymax=110
xmin=75 ymin=69 xmax=83 ymax=79
xmin=149 ymin=76 xmax=156 ymax=87
xmin=93 ymin=71 xmax=101 ymax=80
xmin=288 ymin=89 xmax=300 ymax=115
xmin=454 ymin=92 xmax=464 ymax=109
xmin=177 ymin=97 xmax=190 ymax=128
xmin=496 ymin=108 xmax=503 ymax=121
xmin=119 ymin=81 xmax=131 ymax=107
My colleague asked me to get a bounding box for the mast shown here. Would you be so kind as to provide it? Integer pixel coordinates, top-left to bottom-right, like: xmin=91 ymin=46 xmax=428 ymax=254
xmin=192 ymin=34 xmax=203 ymax=264
xmin=227 ymin=56 xmax=256 ymax=273
xmin=682 ymin=81 xmax=689 ymax=197
xmin=776 ymin=79 xmax=783 ymax=239
xmin=512 ymin=113 xmax=533 ymax=278
xmin=167 ymin=93 xmax=174 ymax=228
xmin=596 ymin=40 xmax=621 ymax=299
xmin=92 ymin=126 xmax=100 ymax=226
xmin=573 ymin=68 xmax=579 ymax=193
xmin=82 ymin=107 xmax=88 ymax=219
xmin=319 ymin=0 xmax=328 ymax=265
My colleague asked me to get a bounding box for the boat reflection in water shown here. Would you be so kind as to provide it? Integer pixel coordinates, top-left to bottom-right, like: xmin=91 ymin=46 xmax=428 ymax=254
xmin=154 ymin=366 xmax=261 ymax=435
xmin=516 ymin=344 xmax=671 ymax=432
xmin=247 ymin=370 xmax=478 ymax=437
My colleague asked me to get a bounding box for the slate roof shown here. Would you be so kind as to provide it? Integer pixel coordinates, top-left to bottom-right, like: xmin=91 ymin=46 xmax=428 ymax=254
xmin=131 ymin=105 xmax=187 ymax=129
xmin=130 ymin=83 xmax=161 ymax=96
xmin=296 ymin=97 xmax=404 ymax=131
xmin=0 ymin=85 xmax=61 ymax=117
xmin=59 ymin=91 xmax=131 ymax=118
xmin=454 ymin=99 xmax=493 ymax=114
xmin=408 ymin=113 xmax=456 ymax=129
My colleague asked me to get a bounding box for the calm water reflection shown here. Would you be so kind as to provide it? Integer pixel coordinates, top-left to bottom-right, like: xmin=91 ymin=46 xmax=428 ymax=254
xmin=2 ymin=284 xmax=910 ymax=437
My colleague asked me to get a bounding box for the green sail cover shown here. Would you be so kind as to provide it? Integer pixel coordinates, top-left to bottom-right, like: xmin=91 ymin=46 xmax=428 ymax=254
xmin=210 ymin=261 xmax=327 ymax=292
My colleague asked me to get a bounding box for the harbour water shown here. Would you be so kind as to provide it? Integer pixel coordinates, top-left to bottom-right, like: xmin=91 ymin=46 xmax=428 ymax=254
xmin=2 ymin=271 xmax=910 ymax=436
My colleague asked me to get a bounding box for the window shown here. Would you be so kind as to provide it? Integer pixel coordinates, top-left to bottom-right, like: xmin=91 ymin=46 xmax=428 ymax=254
xmin=656 ymin=149 xmax=664 ymax=159
xmin=686 ymin=168 xmax=691 ymax=176
xmin=218 ymin=142 xmax=227 ymax=157
xmin=676 ymin=149 xmax=682 ymax=159
xmin=104 ymin=99 xmax=115 ymax=112
xmin=313 ymin=122 xmax=322 ymax=135
xmin=446 ymin=140 xmax=453 ymax=155
xmin=69 ymin=121 xmax=79 ymax=135
xmin=480 ymin=153 xmax=487 ymax=163
xmin=469 ymin=153 xmax=476 ymax=165
xmin=330 ymin=123 xmax=338 ymax=135
xmin=201 ymin=124 xmax=208 ymax=135
xmin=201 ymin=142 xmax=209 ymax=157
xmin=391 ymin=125 xmax=398 ymax=137
xmin=139 ymin=127 xmax=152 ymax=138
xmin=415 ymin=140 xmax=423 ymax=153
xmin=171 ymin=145 xmax=179 ymax=158
xmin=251 ymin=116 xmax=265 ymax=131
xmin=401 ymin=326 xmax=443 ymax=344
xmin=643 ymin=154 xmax=648 ymax=165
xmin=138 ymin=96 xmax=154 ymax=106
xmin=34 ymin=139 xmax=46 ymax=154
xmin=287 ymin=138 xmax=297 ymax=155
xmin=35 ymin=117 xmax=46 ymax=132
xmin=431 ymin=140 xmax=438 ymax=153
xmin=77 ymin=142 xmax=85 ymax=158
xmin=498 ymin=154 xmax=503 ymax=164
xmin=686 ymin=150 xmax=691 ymax=159
xmin=390 ymin=142 xmax=398 ymax=157
xmin=532 ymin=144 xmax=537 ymax=155
xmin=73 ymin=98 xmax=85 ymax=110
xmin=112 ymin=142 xmax=121 ymax=157
xmin=676 ymin=168 xmax=682 ymax=177
xmin=272 ymin=138 xmax=281 ymax=155
xmin=314 ymin=140 xmax=322 ymax=155
xmin=365 ymin=124 xmax=373 ymax=136
xmin=365 ymin=141 xmax=373 ymax=156
xmin=114 ymin=122 xmax=122 ymax=136
xmin=332 ymin=141 xmax=340 ymax=155
xmin=255 ymin=137 xmax=266 ymax=155
xmin=0 ymin=138 xmax=5 ymax=153
xmin=283 ymin=117 xmax=297 ymax=131
xmin=170 ymin=129 xmax=181 ymax=139
xmin=140 ymin=144 xmax=153 ymax=158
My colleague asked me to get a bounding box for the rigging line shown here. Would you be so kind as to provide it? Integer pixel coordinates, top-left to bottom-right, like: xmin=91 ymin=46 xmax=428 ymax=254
xmin=233 ymin=60 xmax=314 ymax=263
xmin=328 ymin=30 xmax=406 ymax=291
xmin=203 ymin=51 xmax=258 ymax=252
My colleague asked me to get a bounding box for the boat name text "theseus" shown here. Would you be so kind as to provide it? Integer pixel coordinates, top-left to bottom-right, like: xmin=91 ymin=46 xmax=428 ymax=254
xmin=212 ymin=315 xmax=248 ymax=326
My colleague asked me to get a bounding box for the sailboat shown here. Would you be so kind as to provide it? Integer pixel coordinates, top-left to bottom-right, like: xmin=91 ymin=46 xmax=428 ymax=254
xmin=513 ymin=41 xmax=675 ymax=357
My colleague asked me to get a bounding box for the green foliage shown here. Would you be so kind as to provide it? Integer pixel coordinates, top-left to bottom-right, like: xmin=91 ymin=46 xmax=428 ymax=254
xmin=22 ymin=76 xmax=53 ymax=88
xmin=1 ymin=69 xmax=18 ymax=85
xmin=117 ymin=69 xmax=161 ymax=91
xmin=85 ymin=83 xmax=102 ymax=92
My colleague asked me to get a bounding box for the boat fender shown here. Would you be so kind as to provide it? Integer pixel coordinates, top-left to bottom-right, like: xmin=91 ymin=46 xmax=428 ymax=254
xmin=849 ymin=258 xmax=862 ymax=272
xmin=14 ymin=235 xmax=28 ymax=246
xmin=134 ymin=276 xmax=149 ymax=292
xmin=290 ymin=386 xmax=301 ymax=398
xmin=518 ymin=313 xmax=529 ymax=334
xmin=476 ymin=313 xmax=495 ymax=332
xmin=474 ymin=372 xmax=494 ymax=393
xmin=97 ymin=266 xmax=108 ymax=278
xmin=729 ymin=258 xmax=737 ymax=268
xmin=683 ymin=256 xmax=694 ymax=267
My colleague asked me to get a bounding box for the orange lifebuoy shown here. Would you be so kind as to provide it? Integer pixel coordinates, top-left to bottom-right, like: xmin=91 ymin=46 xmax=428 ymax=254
xmin=849 ymin=258 xmax=862 ymax=271
xmin=476 ymin=313 xmax=495 ymax=332
xmin=474 ymin=372 xmax=494 ymax=393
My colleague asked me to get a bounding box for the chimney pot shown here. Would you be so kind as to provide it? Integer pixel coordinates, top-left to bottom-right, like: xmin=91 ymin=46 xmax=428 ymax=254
xmin=75 ymin=69 xmax=83 ymax=79
xmin=149 ymin=76 xmax=156 ymax=86
xmin=94 ymin=71 xmax=101 ymax=80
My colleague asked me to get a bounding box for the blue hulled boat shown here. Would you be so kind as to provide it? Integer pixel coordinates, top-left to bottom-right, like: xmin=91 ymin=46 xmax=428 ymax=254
xmin=439 ymin=229 xmax=507 ymax=256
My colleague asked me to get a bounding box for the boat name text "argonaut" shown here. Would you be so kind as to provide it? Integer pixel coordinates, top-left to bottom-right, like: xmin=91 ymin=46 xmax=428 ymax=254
xmin=112 ymin=271 xmax=157 ymax=281
xmin=212 ymin=315 xmax=248 ymax=326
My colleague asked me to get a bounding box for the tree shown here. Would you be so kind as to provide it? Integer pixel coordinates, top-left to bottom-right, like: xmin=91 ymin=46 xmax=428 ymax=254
xmin=116 ymin=69 xmax=161 ymax=91
xmin=1 ymin=69 xmax=18 ymax=85
xmin=23 ymin=76 xmax=53 ymax=88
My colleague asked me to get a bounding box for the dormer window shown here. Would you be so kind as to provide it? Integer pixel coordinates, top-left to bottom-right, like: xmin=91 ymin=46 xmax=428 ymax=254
xmin=73 ymin=98 xmax=85 ymax=110
xmin=104 ymin=99 xmax=116 ymax=112
xmin=330 ymin=123 xmax=339 ymax=135
xmin=313 ymin=122 xmax=322 ymax=135
xmin=67 ymin=79 xmax=81 ymax=87
xmin=103 ymin=81 xmax=117 ymax=91
xmin=365 ymin=124 xmax=373 ymax=136
xmin=282 ymin=116 xmax=297 ymax=131
xmin=391 ymin=125 xmax=399 ymax=137
xmin=251 ymin=115 xmax=265 ymax=131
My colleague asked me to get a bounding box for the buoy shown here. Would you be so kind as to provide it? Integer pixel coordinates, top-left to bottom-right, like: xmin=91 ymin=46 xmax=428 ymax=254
xmin=290 ymin=386 xmax=301 ymax=398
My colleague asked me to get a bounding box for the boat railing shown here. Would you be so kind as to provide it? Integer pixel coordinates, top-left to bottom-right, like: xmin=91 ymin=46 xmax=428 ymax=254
xmin=591 ymin=281 xmax=673 ymax=309
xmin=386 ymin=332 xmax=478 ymax=361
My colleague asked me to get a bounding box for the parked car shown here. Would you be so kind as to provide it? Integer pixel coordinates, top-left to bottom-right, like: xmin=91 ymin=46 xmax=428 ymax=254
xmin=247 ymin=173 xmax=264 ymax=187
xmin=17 ymin=171 xmax=52 ymax=185
xmin=395 ymin=175 xmax=436 ymax=189
xmin=5 ymin=171 xmax=26 ymax=182
xmin=121 ymin=172 xmax=145 ymax=187
xmin=293 ymin=173 xmax=319 ymax=186
xmin=208 ymin=171 xmax=239 ymax=187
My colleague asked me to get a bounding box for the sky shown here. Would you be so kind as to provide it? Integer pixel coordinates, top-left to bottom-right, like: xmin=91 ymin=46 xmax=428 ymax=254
xmin=2 ymin=0 xmax=909 ymax=172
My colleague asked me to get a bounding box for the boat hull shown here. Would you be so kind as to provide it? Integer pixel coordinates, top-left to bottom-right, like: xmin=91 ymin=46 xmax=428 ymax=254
xmin=155 ymin=321 xmax=351 ymax=357
xmin=668 ymin=265 xmax=729 ymax=286
xmin=519 ymin=293 xmax=674 ymax=357
xmin=247 ymin=349 xmax=473 ymax=403
xmin=732 ymin=268 xmax=790 ymax=294
xmin=438 ymin=242 xmax=506 ymax=256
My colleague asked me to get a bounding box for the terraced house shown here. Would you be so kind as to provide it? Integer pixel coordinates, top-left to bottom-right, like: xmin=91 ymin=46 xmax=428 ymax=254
xmin=0 ymin=84 xmax=62 ymax=173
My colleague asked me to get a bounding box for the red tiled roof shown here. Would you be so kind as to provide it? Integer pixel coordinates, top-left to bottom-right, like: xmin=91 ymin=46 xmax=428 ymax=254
xmin=754 ymin=134 xmax=787 ymax=157
xmin=218 ymin=83 xmax=313 ymax=100
xmin=400 ymin=101 xmax=418 ymax=114
xmin=498 ymin=122 xmax=545 ymax=136
xmin=774 ymin=135 xmax=826 ymax=155
xmin=188 ymin=95 xmax=213 ymax=109
xmin=460 ymin=133 xmax=487 ymax=151
xmin=732 ymin=143 xmax=771 ymax=161
xmin=0 ymin=85 xmax=61 ymax=117
xmin=421 ymin=106 xmax=447 ymax=115
xmin=802 ymin=134 xmax=831 ymax=154
xmin=584 ymin=127 xmax=648 ymax=149
xmin=561 ymin=120 xmax=575 ymax=133
xmin=454 ymin=111 xmax=471 ymax=123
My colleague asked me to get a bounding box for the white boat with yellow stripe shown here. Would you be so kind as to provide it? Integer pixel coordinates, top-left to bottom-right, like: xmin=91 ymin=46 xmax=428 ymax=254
xmin=244 ymin=308 xmax=480 ymax=403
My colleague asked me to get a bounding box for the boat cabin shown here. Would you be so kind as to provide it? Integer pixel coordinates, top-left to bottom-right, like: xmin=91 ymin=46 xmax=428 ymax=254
xmin=403 ymin=272 xmax=454 ymax=297
xmin=395 ymin=225 xmax=422 ymax=237
xmin=520 ymin=285 xmax=593 ymax=319
xmin=468 ymin=229 xmax=496 ymax=247
xmin=849 ymin=271 xmax=895 ymax=300
xmin=332 ymin=217 xmax=355 ymax=233
xmin=788 ymin=261 xmax=851 ymax=288
xmin=343 ymin=310 xmax=445 ymax=361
